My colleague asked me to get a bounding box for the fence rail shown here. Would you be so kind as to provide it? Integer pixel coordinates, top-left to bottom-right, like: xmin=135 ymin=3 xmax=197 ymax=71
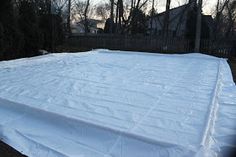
xmin=65 ymin=35 xmax=235 ymax=58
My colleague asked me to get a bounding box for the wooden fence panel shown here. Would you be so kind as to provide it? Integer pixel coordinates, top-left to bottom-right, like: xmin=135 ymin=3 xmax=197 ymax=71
xmin=66 ymin=35 xmax=236 ymax=58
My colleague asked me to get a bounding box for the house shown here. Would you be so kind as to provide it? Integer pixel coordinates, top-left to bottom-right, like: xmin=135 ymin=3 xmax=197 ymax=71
xmin=147 ymin=0 xmax=214 ymax=38
xmin=71 ymin=19 xmax=104 ymax=35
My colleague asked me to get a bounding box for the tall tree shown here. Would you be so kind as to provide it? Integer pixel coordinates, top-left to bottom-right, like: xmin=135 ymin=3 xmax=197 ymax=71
xmin=150 ymin=0 xmax=155 ymax=33
xmin=0 ymin=0 xmax=23 ymax=59
xmin=214 ymin=0 xmax=230 ymax=38
xmin=74 ymin=0 xmax=91 ymax=34
xmin=84 ymin=0 xmax=90 ymax=34
xmin=18 ymin=0 xmax=41 ymax=56
xmin=224 ymin=0 xmax=236 ymax=37
xmin=67 ymin=0 xmax=72 ymax=34
xmin=129 ymin=8 xmax=147 ymax=34
xmin=37 ymin=0 xmax=64 ymax=52
xmin=122 ymin=0 xmax=149 ymax=34
xmin=96 ymin=3 xmax=110 ymax=21
xmin=115 ymin=0 xmax=124 ymax=33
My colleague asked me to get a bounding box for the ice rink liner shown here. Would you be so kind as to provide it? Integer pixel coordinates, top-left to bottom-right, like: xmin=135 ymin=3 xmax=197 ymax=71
xmin=0 ymin=50 xmax=236 ymax=157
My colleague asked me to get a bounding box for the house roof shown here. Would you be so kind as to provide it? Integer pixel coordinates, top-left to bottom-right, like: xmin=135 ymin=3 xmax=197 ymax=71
xmin=148 ymin=4 xmax=191 ymax=29
xmin=149 ymin=3 xmax=213 ymax=28
xmin=153 ymin=4 xmax=189 ymax=18
xmin=77 ymin=19 xmax=103 ymax=25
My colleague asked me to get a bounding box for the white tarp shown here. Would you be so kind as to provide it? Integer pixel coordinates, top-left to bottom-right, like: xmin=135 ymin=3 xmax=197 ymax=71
xmin=0 ymin=50 xmax=235 ymax=157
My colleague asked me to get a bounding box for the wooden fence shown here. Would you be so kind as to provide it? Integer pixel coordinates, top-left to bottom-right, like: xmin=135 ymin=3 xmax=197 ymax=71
xmin=0 ymin=35 xmax=235 ymax=61
xmin=64 ymin=35 xmax=236 ymax=58
xmin=200 ymin=39 xmax=236 ymax=57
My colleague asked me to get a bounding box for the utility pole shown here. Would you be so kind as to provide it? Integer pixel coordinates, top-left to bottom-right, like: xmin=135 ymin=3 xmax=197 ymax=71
xmin=67 ymin=0 xmax=71 ymax=34
xmin=194 ymin=0 xmax=203 ymax=52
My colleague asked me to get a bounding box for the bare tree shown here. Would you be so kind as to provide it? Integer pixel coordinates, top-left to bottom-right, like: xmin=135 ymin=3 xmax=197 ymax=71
xmin=73 ymin=0 xmax=91 ymax=34
xmin=115 ymin=0 xmax=124 ymax=33
xmin=120 ymin=0 xmax=149 ymax=33
xmin=136 ymin=0 xmax=149 ymax=10
xmin=214 ymin=0 xmax=230 ymax=38
xmin=52 ymin=0 xmax=68 ymax=13
xmin=84 ymin=0 xmax=90 ymax=33
xmin=214 ymin=0 xmax=236 ymax=38
xmin=224 ymin=0 xmax=236 ymax=37
xmin=96 ymin=3 xmax=110 ymax=21
xmin=67 ymin=0 xmax=71 ymax=34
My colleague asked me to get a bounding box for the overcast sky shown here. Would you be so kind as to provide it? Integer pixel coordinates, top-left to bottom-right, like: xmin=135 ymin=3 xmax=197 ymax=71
xmin=93 ymin=0 xmax=218 ymax=15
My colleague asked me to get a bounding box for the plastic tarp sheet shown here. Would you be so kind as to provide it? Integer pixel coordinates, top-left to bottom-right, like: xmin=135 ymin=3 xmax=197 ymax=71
xmin=0 ymin=50 xmax=235 ymax=157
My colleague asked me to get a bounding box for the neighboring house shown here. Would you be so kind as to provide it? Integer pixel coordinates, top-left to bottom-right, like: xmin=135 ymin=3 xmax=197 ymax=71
xmin=147 ymin=0 xmax=214 ymax=38
xmin=71 ymin=19 xmax=104 ymax=34
xmin=71 ymin=23 xmax=85 ymax=34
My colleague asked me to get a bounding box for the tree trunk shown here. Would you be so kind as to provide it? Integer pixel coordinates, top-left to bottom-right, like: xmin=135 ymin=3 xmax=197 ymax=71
xmin=150 ymin=0 xmax=155 ymax=35
xmin=67 ymin=0 xmax=71 ymax=34
xmin=225 ymin=3 xmax=235 ymax=37
xmin=84 ymin=0 xmax=90 ymax=35
xmin=131 ymin=0 xmax=134 ymax=9
xmin=117 ymin=0 xmax=124 ymax=33
xmin=110 ymin=0 xmax=114 ymax=34
xmin=163 ymin=0 xmax=171 ymax=38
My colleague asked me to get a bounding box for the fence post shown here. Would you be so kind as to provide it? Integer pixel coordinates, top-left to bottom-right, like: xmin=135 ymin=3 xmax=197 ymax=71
xmin=194 ymin=0 xmax=203 ymax=53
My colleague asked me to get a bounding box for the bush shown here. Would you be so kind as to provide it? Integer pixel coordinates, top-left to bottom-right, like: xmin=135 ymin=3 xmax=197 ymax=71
xmin=104 ymin=18 xmax=115 ymax=33
xmin=129 ymin=9 xmax=147 ymax=35
xmin=0 ymin=0 xmax=65 ymax=60
xmin=0 ymin=22 xmax=4 ymax=53
xmin=0 ymin=0 xmax=24 ymax=59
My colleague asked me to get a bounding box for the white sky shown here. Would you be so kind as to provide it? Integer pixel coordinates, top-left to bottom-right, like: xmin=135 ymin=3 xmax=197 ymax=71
xmin=202 ymin=0 xmax=218 ymax=14
xmin=92 ymin=0 xmax=218 ymax=15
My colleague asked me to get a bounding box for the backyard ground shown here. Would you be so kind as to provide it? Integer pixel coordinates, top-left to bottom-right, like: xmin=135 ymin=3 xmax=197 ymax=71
xmin=0 ymin=141 xmax=27 ymax=157
xmin=0 ymin=55 xmax=236 ymax=157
